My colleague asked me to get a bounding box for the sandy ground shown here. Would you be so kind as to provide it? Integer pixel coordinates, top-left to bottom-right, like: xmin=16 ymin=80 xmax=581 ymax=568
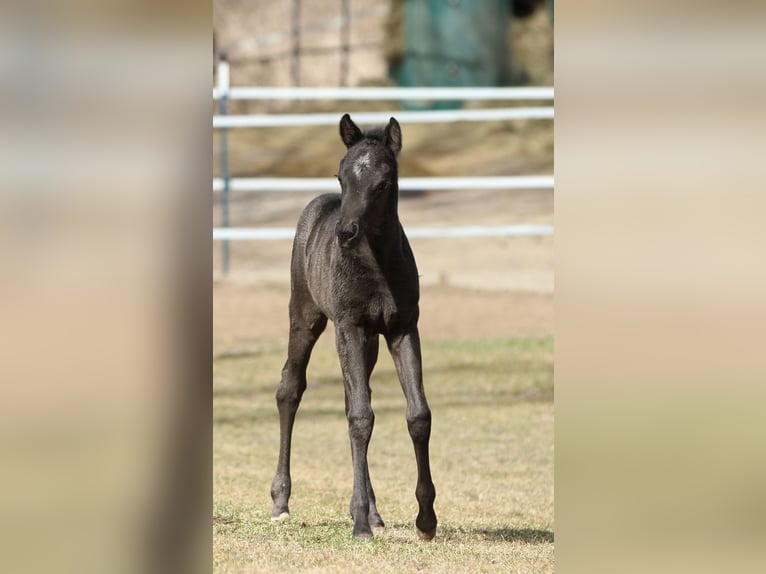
xmin=214 ymin=281 xmax=553 ymax=351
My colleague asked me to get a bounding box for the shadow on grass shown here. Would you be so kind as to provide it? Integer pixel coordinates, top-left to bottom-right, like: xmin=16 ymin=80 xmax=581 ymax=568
xmin=376 ymin=523 xmax=553 ymax=545
xmin=434 ymin=525 xmax=553 ymax=544
xmin=476 ymin=527 xmax=553 ymax=544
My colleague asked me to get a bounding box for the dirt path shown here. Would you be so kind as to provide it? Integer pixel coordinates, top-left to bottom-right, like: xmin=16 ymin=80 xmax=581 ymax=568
xmin=214 ymin=281 xmax=552 ymax=356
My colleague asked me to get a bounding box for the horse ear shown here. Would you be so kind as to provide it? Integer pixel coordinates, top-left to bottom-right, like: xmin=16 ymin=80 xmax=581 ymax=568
xmin=385 ymin=117 xmax=402 ymax=156
xmin=339 ymin=113 xmax=363 ymax=148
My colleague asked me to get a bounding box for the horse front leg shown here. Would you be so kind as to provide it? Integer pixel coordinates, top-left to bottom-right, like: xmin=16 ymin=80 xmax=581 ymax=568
xmin=336 ymin=323 xmax=376 ymax=539
xmin=387 ymin=327 xmax=437 ymax=540
xmin=270 ymin=300 xmax=327 ymax=521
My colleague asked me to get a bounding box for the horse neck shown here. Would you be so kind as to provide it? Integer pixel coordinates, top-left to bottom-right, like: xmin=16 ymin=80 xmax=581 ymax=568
xmin=367 ymin=199 xmax=404 ymax=268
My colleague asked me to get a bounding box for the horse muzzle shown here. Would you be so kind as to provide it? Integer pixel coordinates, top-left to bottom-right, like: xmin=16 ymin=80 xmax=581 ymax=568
xmin=336 ymin=221 xmax=360 ymax=247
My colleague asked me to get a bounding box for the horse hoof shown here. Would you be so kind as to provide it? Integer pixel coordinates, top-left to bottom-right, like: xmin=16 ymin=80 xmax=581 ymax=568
xmin=417 ymin=527 xmax=436 ymax=541
xmin=353 ymin=527 xmax=374 ymax=540
xmin=271 ymin=512 xmax=290 ymax=522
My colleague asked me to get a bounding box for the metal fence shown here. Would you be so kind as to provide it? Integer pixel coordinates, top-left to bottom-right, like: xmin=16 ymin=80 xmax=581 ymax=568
xmin=213 ymin=57 xmax=554 ymax=274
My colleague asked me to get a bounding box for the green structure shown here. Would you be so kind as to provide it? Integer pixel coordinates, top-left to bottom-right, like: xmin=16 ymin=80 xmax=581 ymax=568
xmin=390 ymin=0 xmax=511 ymax=109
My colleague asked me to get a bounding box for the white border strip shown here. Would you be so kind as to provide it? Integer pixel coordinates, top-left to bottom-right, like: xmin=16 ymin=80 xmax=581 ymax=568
xmin=213 ymin=176 xmax=554 ymax=192
xmin=213 ymin=107 xmax=553 ymax=128
xmin=213 ymin=86 xmax=554 ymax=101
xmin=213 ymin=225 xmax=553 ymax=241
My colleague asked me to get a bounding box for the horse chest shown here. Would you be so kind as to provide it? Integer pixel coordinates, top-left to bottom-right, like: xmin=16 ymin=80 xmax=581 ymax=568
xmin=330 ymin=247 xmax=404 ymax=329
xmin=361 ymin=283 xmax=397 ymax=326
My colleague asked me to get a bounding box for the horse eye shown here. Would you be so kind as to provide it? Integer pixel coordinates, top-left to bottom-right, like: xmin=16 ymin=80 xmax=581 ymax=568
xmin=376 ymin=181 xmax=391 ymax=192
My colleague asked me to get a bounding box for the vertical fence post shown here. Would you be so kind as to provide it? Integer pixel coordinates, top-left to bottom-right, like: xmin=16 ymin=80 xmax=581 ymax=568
xmin=217 ymin=53 xmax=231 ymax=275
xmin=291 ymin=0 xmax=301 ymax=86
xmin=340 ymin=0 xmax=350 ymax=86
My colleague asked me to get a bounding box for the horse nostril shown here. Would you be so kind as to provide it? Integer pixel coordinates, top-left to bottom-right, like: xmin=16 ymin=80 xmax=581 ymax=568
xmin=337 ymin=222 xmax=359 ymax=244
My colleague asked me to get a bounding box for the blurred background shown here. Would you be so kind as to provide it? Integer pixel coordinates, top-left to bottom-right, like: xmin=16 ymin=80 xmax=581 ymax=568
xmin=213 ymin=0 xmax=552 ymax=91
xmin=3 ymin=1 xmax=766 ymax=573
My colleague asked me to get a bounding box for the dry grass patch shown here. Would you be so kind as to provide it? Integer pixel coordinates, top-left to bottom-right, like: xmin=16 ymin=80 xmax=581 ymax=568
xmin=214 ymin=337 xmax=553 ymax=572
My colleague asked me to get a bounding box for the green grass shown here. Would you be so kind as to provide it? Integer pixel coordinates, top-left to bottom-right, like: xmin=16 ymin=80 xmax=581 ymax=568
xmin=214 ymin=336 xmax=553 ymax=573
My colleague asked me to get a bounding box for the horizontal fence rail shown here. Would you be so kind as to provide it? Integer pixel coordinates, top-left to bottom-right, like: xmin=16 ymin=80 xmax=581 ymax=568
xmin=214 ymin=106 xmax=553 ymax=128
xmin=213 ymin=224 xmax=554 ymax=241
xmin=212 ymin=176 xmax=554 ymax=192
xmin=213 ymin=60 xmax=554 ymax=262
xmin=213 ymin=86 xmax=554 ymax=101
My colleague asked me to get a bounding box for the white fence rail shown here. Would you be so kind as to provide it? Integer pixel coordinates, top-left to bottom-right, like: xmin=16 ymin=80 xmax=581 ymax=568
xmin=213 ymin=176 xmax=554 ymax=193
xmin=214 ymin=106 xmax=553 ymax=128
xmin=214 ymin=224 xmax=554 ymax=241
xmin=214 ymin=57 xmax=553 ymax=267
xmin=213 ymin=86 xmax=554 ymax=101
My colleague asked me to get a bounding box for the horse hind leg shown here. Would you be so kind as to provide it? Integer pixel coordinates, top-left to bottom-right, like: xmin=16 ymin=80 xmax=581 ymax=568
xmin=366 ymin=475 xmax=385 ymax=529
xmin=270 ymin=298 xmax=327 ymax=521
xmin=344 ymin=431 xmax=385 ymax=529
xmin=347 ymin=461 xmax=384 ymax=529
xmin=364 ymin=337 xmax=385 ymax=529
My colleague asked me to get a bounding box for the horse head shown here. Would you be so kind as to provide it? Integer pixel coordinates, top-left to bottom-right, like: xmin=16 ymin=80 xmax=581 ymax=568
xmin=335 ymin=113 xmax=401 ymax=248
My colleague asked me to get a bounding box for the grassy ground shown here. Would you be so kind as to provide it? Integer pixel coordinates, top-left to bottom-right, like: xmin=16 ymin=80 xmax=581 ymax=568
xmin=214 ymin=336 xmax=553 ymax=573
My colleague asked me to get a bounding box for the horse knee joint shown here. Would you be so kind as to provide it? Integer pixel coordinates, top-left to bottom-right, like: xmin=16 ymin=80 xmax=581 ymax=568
xmin=348 ymin=410 xmax=374 ymax=441
xmin=275 ymin=386 xmax=291 ymax=403
xmin=406 ymin=408 xmax=431 ymax=442
xmin=276 ymin=383 xmax=304 ymax=408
